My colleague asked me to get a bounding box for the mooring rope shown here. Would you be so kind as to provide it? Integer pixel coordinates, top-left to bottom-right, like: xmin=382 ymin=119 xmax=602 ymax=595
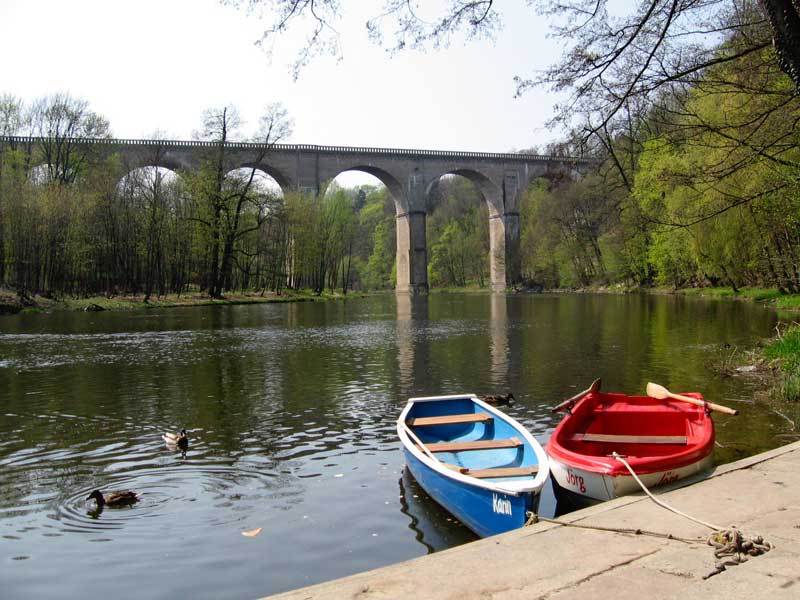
xmin=525 ymin=453 xmax=772 ymax=579
xmin=611 ymin=452 xmax=772 ymax=579
xmin=523 ymin=511 xmax=703 ymax=544
xmin=611 ymin=452 xmax=723 ymax=531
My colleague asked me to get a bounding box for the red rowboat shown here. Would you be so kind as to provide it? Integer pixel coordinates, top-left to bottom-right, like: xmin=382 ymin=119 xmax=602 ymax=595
xmin=546 ymin=389 xmax=715 ymax=502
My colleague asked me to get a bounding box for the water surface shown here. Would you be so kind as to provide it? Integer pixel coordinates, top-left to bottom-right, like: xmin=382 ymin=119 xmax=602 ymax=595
xmin=0 ymin=293 xmax=788 ymax=598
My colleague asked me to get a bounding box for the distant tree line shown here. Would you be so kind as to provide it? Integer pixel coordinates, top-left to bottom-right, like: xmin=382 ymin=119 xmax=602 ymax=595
xmin=0 ymin=93 xmax=496 ymax=300
xmin=0 ymin=93 xmax=391 ymax=299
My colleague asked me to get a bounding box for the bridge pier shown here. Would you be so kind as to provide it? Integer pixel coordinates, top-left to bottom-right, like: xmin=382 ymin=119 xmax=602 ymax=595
xmin=395 ymin=210 xmax=428 ymax=295
xmin=503 ymin=212 xmax=521 ymax=289
xmin=489 ymin=213 xmax=522 ymax=292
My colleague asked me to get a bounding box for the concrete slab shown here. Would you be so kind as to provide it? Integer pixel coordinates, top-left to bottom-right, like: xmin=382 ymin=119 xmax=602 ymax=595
xmin=262 ymin=441 xmax=800 ymax=600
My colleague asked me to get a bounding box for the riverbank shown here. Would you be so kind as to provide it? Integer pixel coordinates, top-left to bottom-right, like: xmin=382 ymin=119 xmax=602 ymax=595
xmin=0 ymin=288 xmax=366 ymax=315
xmin=545 ymin=283 xmax=800 ymax=311
xmin=673 ymin=286 xmax=800 ymax=311
xmin=763 ymin=324 xmax=800 ymax=404
xmin=264 ymin=441 xmax=800 ymax=599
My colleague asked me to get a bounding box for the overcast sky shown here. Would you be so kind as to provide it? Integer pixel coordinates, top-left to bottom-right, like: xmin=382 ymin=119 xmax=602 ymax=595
xmin=0 ymin=0 xmax=568 ymax=151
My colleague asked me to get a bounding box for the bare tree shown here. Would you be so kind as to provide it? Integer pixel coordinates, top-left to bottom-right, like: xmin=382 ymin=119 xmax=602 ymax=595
xmin=0 ymin=94 xmax=24 ymax=136
xmin=223 ymin=0 xmax=500 ymax=78
xmin=190 ymin=103 xmax=292 ymax=297
xmin=28 ymin=93 xmax=111 ymax=184
xmin=223 ymin=0 xmax=800 ymax=93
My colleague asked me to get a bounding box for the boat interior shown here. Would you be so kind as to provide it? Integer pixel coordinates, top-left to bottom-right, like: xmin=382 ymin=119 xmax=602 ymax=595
xmin=405 ymin=397 xmax=539 ymax=483
xmin=558 ymin=393 xmax=709 ymax=458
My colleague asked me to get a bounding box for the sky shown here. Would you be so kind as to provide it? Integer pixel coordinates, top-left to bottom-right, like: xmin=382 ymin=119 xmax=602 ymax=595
xmin=0 ymin=0 xmax=567 ymax=184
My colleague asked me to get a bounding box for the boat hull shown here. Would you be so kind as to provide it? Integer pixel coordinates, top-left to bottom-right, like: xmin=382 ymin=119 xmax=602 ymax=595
xmin=403 ymin=447 xmax=540 ymax=537
xmin=549 ymin=452 xmax=714 ymax=502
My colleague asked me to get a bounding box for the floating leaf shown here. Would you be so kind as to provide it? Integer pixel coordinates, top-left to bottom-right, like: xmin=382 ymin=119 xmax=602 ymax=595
xmin=241 ymin=527 xmax=262 ymax=537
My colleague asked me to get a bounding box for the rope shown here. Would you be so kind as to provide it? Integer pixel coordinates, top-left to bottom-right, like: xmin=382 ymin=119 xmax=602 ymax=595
xmin=611 ymin=452 xmax=723 ymax=531
xmin=523 ymin=512 xmax=703 ymax=544
xmin=610 ymin=452 xmax=772 ymax=579
xmin=703 ymin=529 xmax=772 ymax=579
xmin=524 ymin=453 xmax=772 ymax=580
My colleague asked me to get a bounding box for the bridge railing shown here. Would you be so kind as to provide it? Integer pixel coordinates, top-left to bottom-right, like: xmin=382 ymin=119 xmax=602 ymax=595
xmin=0 ymin=135 xmax=596 ymax=164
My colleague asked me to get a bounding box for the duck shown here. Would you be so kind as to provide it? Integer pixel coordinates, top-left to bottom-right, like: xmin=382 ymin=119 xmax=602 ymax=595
xmin=162 ymin=428 xmax=188 ymax=450
xmin=480 ymin=392 xmax=515 ymax=406
xmin=87 ymin=489 xmax=139 ymax=508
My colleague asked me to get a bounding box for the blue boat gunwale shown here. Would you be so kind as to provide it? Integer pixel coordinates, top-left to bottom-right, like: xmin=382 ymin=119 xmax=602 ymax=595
xmin=397 ymin=393 xmax=550 ymax=496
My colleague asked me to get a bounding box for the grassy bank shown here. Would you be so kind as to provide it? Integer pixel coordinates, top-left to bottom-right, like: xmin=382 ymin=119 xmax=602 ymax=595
xmin=764 ymin=325 xmax=800 ymax=403
xmin=674 ymin=286 xmax=800 ymax=310
xmin=0 ymin=288 xmax=361 ymax=315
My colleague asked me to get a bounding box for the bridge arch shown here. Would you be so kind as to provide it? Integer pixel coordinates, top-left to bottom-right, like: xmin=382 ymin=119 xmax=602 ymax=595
xmin=320 ymin=164 xmax=422 ymax=293
xmin=232 ymin=162 xmax=291 ymax=196
xmin=224 ymin=166 xmax=286 ymax=200
xmin=118 ymin=164 xmax=183 ymax=188
xmin=425 ymin=168 xmax=503 ymax=217
xmin=425 ymin=168 xmax=515 ymax=291
xmin=322 ymin=165 xmax=405 ymax=212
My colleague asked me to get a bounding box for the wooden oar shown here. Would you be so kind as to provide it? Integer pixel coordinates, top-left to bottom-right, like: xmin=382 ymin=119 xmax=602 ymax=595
xmin=400 ymin=421 xmax=439 ymax=462
xmin=551 ymin=378 xmax=602 ymax=413
xmin=646 ymin=382 xmax=738 ymax=415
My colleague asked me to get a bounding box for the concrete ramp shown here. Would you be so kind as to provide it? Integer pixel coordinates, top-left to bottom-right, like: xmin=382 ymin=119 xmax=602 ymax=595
xmin=263 ymin=441 xmax=800 ymax=599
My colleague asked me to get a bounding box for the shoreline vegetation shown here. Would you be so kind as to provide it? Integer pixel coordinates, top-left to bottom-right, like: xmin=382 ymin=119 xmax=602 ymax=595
xmin=0 ymin=287 xmax=346 ymax=315
xmin=4 ymin=283 xmax=800 ymax=315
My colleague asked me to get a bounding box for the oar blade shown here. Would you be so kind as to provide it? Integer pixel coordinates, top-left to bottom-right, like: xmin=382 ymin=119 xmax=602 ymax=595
xmin=646 ymin=382 xmax=669 ymax=399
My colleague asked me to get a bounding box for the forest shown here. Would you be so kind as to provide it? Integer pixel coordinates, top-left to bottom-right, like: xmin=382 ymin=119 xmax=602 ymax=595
xmin=1 ymin=1 xmax=799 ymax=300
xmin=0 ymin=94 xmax=494 ymax=299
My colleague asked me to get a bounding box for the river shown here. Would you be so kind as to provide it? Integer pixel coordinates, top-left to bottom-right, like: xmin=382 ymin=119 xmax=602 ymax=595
xmin=0 ymin=292 xmax=789 ymax=598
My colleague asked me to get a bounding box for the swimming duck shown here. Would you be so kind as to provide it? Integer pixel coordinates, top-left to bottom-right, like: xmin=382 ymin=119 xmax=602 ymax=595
xmin=87 ymin=489 xmax=139 ymax=508
xmin=162 ymin=428 xmax=188 ymax=450
xmin=480 ymin=392 xmax=515 ymax=406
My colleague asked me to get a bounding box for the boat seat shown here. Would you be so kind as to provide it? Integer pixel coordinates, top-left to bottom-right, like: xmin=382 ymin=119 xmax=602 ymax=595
xmin=445 ymin=464 xmax=539 ymax=479
xmin=571 ymin=433 xmax=688 ymax=445
xmin=409 ymin=413 xmax=493 ymax=427
xmin=425 ymin=437 xmax=523 ymax=453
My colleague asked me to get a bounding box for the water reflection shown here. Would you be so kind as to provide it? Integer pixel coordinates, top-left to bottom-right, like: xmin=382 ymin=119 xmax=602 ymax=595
xmin=0 ymin=293 xmax=789 ymax=599
xmin=489 ymin=294 xmax=509 ymax=388
xmin=396 ymin=294 xmax=429 ymax=395
xmin=398 ymin=467 xmax=476 ymax=552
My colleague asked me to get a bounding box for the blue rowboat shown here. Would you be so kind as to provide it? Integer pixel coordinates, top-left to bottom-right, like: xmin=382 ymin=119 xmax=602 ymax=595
xmin=397 ymin=394 xmax=549 ymax=538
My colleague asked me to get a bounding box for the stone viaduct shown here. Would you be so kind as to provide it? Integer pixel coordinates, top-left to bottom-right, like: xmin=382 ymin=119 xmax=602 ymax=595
xmin=0 ymin=136 xmax=594 ymax=294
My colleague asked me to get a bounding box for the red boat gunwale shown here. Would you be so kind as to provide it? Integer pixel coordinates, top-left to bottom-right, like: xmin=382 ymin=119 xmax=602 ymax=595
xmin=546 ymin=391 xmax=714 ymax=476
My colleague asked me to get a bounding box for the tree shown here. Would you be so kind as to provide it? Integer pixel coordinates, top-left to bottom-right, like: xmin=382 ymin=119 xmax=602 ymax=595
xmin=358 ymin=186 xmax=395 ymax=290
xmin=0 ymin=94 xmax=23 ymax=136
xmin=0 ymin=94 xmax=25 ymax=284
xmin=224 ymin=1 xmax=800 ymax=92
xmin=189 ymin=103 xmax=292 ymax=297
xmin=223 ymin=0 xmax=500 ymax=78
xmin=426 ymin=176 xmax=488 ymax=287
xmin=521 ymin=176 xmax=609 ymax=287
xmin=28 ymin=93 xmax=111 ymax=184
